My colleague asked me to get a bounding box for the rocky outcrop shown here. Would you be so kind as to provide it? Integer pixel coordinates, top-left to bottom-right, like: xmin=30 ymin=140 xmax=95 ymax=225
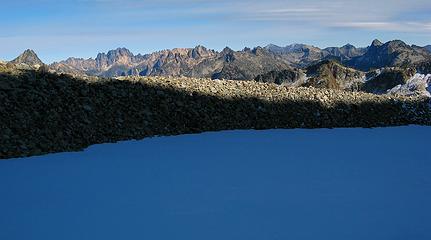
xmin=1 ymin=66 xmax=430 ymax=159
xmin=254 ymin=68 xmax=305 ymax=85
xmin=362 ymin=67 xmax=416 ymax=94
xmin=416 ymin=61 xmax=431 ymax=74
xmin=255 ymin=60 xmax=365 ymax=91
xmin=302 ymin=60 xmax=365 ymax=91
xmin=424 ymin=45 xmax=431 ymax=53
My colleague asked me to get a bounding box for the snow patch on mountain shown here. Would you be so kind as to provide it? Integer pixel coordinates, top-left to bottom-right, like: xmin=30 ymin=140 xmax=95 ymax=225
xmin=387 ymin=73 xmax=431 ymax=97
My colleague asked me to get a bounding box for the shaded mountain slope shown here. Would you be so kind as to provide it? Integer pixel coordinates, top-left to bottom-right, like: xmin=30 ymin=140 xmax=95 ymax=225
xmin=255 ymin=60 xmax=365 ymax=91
xmin=254 ymin=68 xmax=305 ymax=86
xmin=347 ymin=40 xmax=431 ymax=71
xmin=362 ymin=68 xmax=416 ymax=94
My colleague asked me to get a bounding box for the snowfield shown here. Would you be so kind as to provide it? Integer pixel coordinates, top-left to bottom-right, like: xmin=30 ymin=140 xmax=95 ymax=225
xmin=1 ymin=126 xmax=431 ymax=240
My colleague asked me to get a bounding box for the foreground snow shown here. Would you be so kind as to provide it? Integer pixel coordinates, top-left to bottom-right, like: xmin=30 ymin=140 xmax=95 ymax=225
xmin=1 ymin=126 xmax=431 ymax=240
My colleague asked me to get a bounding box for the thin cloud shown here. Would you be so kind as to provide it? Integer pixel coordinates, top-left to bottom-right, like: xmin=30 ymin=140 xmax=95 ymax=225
xmin=333 ymin=21 xmax=431 ymax=32
xmin=260 ymin=8 xmax=323 ymax=13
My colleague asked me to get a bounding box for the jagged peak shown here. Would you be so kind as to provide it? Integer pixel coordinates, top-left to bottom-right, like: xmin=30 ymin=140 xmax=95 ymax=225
xmin=96 ymin=47 xmax=133 ymax=58
xmin=287 ymin=43 xmax=320 ymax=50
xmin=107 ymin=47 xmax=133 ymax=56
xmin=265 ymin=43 xmax=281 ymax=48
xmin=251 ymin=46 xmax=265 ymax=55
xmin=193 ymin=45 xmax=207 ymax=50
xmin=371 ymin=39 xmax=383 ymax=47
xmin=221 ymin=47 xmax=234 ymax=53
xmin=341 ymin=43 xmax=356 ymax=49
xmin=11 ymin=49 xmax=44 ymax=66
xmin=385 ymin=39 xmax=408 ymax=47
xmin=23 ymin=49 xmax=37 ymax=55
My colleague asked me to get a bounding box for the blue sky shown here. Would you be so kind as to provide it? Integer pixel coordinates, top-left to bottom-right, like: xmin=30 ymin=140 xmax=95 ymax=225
xmin=1 ymin=0 xmax=431 ymax=63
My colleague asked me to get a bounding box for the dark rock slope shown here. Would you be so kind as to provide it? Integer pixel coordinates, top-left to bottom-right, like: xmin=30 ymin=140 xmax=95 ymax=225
xmin=362 ymin=68 xmax=416 ymax=94
xmin=255 ymin=60 xmax=365 ymax=91
xmin=302 ymin=60 xmax=365 ymax=91
xmin=254 ymin=68 xmax=305 ymax=85
xmin=1 ymin=65 xmax=430 ymax=159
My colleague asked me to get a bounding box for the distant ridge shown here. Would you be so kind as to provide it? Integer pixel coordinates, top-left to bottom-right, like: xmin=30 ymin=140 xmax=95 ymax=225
xmin=50 ymin=45 xmax=292 ymax=80
xmin=346 ymin=39 xmax=431 ymax=71
xmin=4 ymin=39 xmax=431 ymax=96
xmin=264 ymin=43 xmax=367 ymax=64
xmin=46 ymin=39 xmax=431 ymax=79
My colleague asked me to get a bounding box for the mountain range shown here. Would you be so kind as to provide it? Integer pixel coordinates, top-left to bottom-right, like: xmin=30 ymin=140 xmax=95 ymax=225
xmin=2 ymin=39 xmax=431 ymax=97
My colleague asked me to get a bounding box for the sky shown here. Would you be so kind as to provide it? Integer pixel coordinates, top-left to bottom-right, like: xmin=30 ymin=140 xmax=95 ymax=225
xmin=1 ymin=0 xmax=431 ymax=63
xmin=1 ymin=126 xmax=431 ymax=239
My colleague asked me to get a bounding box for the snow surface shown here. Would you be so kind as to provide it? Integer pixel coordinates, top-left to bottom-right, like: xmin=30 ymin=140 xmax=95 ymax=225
xmin=1 ymin=126 xmax=431 ymax=240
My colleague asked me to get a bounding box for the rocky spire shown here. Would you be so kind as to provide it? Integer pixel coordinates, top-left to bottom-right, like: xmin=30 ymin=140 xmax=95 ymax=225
xmin=371 ymin=39 xmax=383 ymax=47
xmin=11 ymin=49 xmax=44 ymax=66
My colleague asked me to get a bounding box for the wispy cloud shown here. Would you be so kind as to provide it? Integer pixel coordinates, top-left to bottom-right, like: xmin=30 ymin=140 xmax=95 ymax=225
xmin=260 ymin=8 xmax=323 ymax=13
xmin=231 ymin=0 xmax=431 ymax=33
xmin=333 ymin=21 xmax=431 ymax=32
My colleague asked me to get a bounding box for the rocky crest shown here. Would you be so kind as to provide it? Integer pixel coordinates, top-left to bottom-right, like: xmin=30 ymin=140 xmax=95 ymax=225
xmin=51 ymin=46 xmax=291 ymax=80
xmin=264 ymin=43 xmax=324 ymax=67
xmin=347 ymin=39 xmax=431 ymax=71
xmin=1 ymin=65 xmax=430 ymax=159
xmin=322 ymin=44 xmax=367 ymax=62
xmin=264 ymin=43 xmax=367 ymax=66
